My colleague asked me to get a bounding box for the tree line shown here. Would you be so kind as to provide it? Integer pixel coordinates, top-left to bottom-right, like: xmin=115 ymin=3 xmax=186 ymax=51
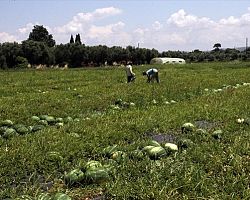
xmin=0 ymin=25 xmax=250 ymax=69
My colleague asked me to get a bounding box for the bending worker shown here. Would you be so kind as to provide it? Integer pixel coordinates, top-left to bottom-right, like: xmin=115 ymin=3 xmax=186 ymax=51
xmin=142 ymin=68 xmax=160 ymax=83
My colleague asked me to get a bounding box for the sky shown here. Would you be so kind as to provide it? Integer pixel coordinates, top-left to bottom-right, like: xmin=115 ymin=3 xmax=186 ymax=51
xmin=1 ymin=0 xmax=250 ymax=52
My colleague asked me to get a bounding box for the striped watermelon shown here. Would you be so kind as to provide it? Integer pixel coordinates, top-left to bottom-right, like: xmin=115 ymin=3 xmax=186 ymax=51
xmin=52 ymin=193 xmax=71 ymax=200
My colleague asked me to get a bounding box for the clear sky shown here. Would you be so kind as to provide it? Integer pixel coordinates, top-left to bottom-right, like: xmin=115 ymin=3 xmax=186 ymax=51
xmin=1 ymin=0 xmax=250 ymax=51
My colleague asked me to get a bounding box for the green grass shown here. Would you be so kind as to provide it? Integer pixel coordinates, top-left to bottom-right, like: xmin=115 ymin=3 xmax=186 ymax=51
xmin=0 ymin=62 xmax=250 ymax=199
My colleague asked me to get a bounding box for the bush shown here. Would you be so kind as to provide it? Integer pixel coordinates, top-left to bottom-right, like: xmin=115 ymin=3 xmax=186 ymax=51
xmin=15 ymin=56 xmax=29 ymax=68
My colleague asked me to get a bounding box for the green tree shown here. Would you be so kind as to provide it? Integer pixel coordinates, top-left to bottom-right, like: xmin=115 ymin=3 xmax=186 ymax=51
xmin=75 ymin=33 xmax=82 ymax=45
xmin=213 ymin=43 xmax=221 ymax=51
xmin=70 ymin=35 xmax=74 ymax=44
xmin=0 ymin=55 xmax=8 ymax=69
xmin=22 ymin=40 xmax=54 ymax=66
xmin=54 ymin=44 xmax=71 ymax=66
xmin=15 ymin=56 xmax=29 ymax=68
xmin=28 ymin=25 xmax=55 ymax=47
xmin=1 ymin=42 xmax=23 ymax=68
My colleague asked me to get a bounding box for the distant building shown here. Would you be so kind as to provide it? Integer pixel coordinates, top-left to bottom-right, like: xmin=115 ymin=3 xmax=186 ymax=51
xmin=150 ymin=57 xmax=186 ymax=64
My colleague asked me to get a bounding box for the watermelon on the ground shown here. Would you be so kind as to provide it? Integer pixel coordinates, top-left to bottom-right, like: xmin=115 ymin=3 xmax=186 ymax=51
xmin=85 ymin=167 xmax=110 ymax=183
xmin=32 ymin=125 xmax=45 ymax=132
xmin=0 ymin=119 xmax=14 ymax=127
xmin=142 ymin=145 xmax=156 ymax=154
xmin=102 ymin=145 xmax=118 ymax=158
xmin=47 ymin=151 xmax=63 ymax=162
xmin=148 ymin=146 xmax=166 ymax=159
xmin=31 ymin=116 xmax=40 ymax=121
xmin=181 ymin=123 xmax=195 ymax=133
xmin=129 ymin=149 xmax=144 ymax=160
xmin=13 ymin=124 xmax=30 ymax=135
xmin=37 ymin=193 xmax=51 ymax=200
xmin=2 ymin=128 xmax=17 ymax=139
xmin=45 ymin=116 xmax=56 ymax=124
xmin=164 ymin=143 xmax=178 ymax=152
xmin=148 ymin=140 xmax=161 ymax=147
xmin=212 ymin=130 xmax=222 ymax=139
xmin=177 ymin=138 xmax=194 ymax=149
xmin=52 ymin=193 xmax=71 ymax=200
xmin=55 ymin=117 xmax=64 ymax=123
xmin=85 ymin=161 xmax=102 ymax=171
xmin=0 ymin=126 xmax=8 ymax=135
xmin=64 ymin=169 xmax=85 ymax=185
xmin=55 ymin=122 xmax=64 ymax=128
xmin=64 ymin=116 xmax=73 ymax=123
xmin=39 ymin=115 xmax=48 ymax=120
xmin=111 ymin=151 xmax=127 ymax=163
xmin=38 ymin=120 xmax=49 ymax=126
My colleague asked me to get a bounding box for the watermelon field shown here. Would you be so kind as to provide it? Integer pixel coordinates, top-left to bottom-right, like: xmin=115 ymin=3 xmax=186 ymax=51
xmin=0 ymin=62 xmax=250 ymax=200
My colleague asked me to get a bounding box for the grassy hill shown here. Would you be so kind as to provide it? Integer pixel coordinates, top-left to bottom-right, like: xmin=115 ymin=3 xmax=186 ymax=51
xmin=0 ymin=62 xmax=250 ymax=199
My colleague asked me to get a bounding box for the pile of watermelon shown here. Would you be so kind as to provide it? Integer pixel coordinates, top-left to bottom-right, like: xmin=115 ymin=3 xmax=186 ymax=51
xmin=64 ymin=160 xmax=115 ymax=186
xmin=0 ymin=115 xmax=78 ymax=139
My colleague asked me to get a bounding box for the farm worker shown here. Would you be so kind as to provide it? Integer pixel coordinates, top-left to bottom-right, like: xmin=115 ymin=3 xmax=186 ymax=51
xmin=142 ymin=68 xmax=160 ymax=83
xmin=125 ymin=62 xmax=136 ymax=83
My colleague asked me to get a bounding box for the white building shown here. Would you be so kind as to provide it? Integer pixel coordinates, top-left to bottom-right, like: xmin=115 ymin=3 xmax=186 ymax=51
xmin=150 ymin=57 xmax=186 ymax=64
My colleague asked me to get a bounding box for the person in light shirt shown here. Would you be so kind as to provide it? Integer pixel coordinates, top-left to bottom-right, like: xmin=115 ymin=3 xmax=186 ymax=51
xmin=125 ymin=62 xmax=136 ymax=83
xmin=142 ymin=68 xmax=160 ymax=83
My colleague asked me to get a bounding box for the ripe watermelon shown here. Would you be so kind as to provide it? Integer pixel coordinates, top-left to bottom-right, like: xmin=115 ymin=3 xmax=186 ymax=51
xmin=129 ymin=149 xmax=144 ymax=160
xmin=164 ymin=143 xmax=178 ymax=153
xmin=177 ymin=138 xmax=194 ymax=149
xmin=0 ymin=126 xmax=8 ymax=135
xmin=55 ymin=117 xmax=64 ymax=123
xmin=212 ymin=130 xmax=222 ymax=139
xmin=102 ymin=145 xmax=118 ymax=158
xmin=64 ymin=169 xmax=85 ymax=185
xmin=39 ymin=115 xmax=48 ymax=120
xmin=45 ymin=116 xmax=56 ymax=125
xmin=32 ymin=125 xmax=45 ymax=132
xmin=55 ymin=122 xmax=64 ymax=128
xmin=31 ymin=116 xmax=40 ymax=121
xmin=47 ymin=151 xmax=63 ymax=162
xmin=64 ymin=116 xmax=73 ymax=123
xmin=52 ymin=193 xmax=71 ymax=200
xmin=13 ymin=124 xmax=30 ymax=135
xmin=111 ymin=151 xmax=127 ymax=163
xmin=142 ymin=145 xmax=156 ymax=154
xmin=85 ymin=161 xmax=102 ymax=171
xmin=85 ymin=167 xmax=110 ymax=183
xmin=148 ymin=140 xmax=161 ymax=147
xmin=181 ymin=122 xmax=195 ymax=133
xmin=2 ymin=128 xmax=17 ymax=139
xmin=148 ymin=146 xmax=166 ymax=159
xmin=37 ymin=193 xmax=51 ymax=200
xmin=38 ymin=120 xmax=49 ymax=126
xmin=0 ymin=119 xmax=14 ymax=127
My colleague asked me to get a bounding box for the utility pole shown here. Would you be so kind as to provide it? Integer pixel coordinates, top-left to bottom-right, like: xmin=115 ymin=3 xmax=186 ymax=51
xmin=138 ymin=43 xmax=140 ymax=48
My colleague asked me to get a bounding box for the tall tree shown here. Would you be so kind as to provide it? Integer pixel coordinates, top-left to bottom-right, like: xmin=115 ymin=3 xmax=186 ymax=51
xmin=75 ymin=33 xmax=82 ymax=45
xmin=213 ymin=43 xmax=221 ymax=51
xmin=70 ymin=35 xmax=74 ymax=44
xmin=28 ymin=25 xmax=55 ymax=47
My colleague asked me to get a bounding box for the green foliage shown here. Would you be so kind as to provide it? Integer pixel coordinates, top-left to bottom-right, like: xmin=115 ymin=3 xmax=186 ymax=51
xmin=28 ymin=25 xmax=55 ymax=47
xmin=69 ymin=35 xmax=74 ymax=44
xmin=75 ymin=33 xmax=82 ymax=45
xmin=15 ymin=56 xmax=29 ymax=68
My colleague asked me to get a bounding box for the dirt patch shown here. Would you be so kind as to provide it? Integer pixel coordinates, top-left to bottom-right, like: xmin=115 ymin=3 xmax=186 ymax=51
xmin=145 ymin=132 xmax=177 ymax=143
xmin=194 ymin=120 xmax=219 ymax=130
